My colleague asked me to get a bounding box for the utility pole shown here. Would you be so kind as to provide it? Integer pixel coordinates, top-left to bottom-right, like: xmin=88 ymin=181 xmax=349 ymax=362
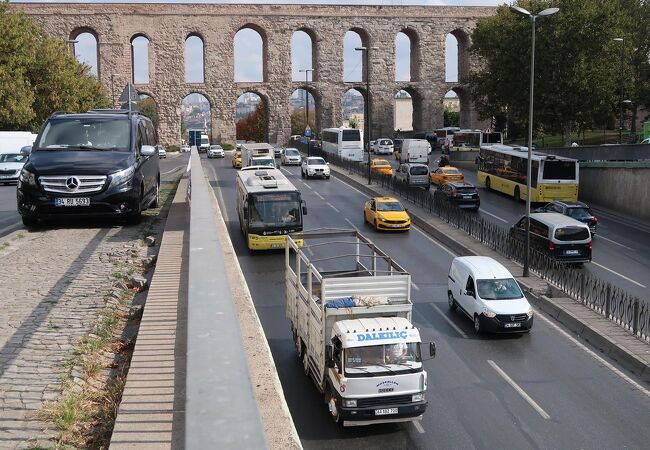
xmin=356 ymin=46 xmax=371 ymax=184
xmin=299 ymin=68 xmax=314 ymax=156
xmin=613 ymin=38 xmax=624 ymax=144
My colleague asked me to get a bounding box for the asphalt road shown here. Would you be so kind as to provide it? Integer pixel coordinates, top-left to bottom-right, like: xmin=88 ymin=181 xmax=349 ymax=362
xmin=203 ymin=154 xmax=650 ymax=450
xmin=0 ymin=153 xmax=188 ymax=239
xmin=371 ymin=152 xmax=650 ymax=301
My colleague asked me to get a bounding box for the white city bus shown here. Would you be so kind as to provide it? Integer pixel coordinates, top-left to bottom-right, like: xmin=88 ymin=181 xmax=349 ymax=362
xmin=321 ymin=127 xmax=364 ymax=162
xmin=236 ymin=167 xmax=306 ymax=250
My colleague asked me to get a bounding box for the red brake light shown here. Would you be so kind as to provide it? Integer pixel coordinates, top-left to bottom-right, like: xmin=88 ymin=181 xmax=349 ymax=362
xmin=588 ymin=241 xmax=592 ymax=249
xmin=548 ymin=241 xmax=555 ymax=250
xmin=593 ymin=217 xmax=598 ymax=222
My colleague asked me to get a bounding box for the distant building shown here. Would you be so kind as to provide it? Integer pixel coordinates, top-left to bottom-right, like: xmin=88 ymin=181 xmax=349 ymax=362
xmin=444 ymin=96 xmax=460 ymax=112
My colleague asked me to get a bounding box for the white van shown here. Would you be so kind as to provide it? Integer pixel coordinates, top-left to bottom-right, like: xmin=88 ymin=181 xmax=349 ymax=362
xmin=447 ymin=256 xmax=533 ymax=334
xmin=399 ymin=139 xmax=429 ymax=164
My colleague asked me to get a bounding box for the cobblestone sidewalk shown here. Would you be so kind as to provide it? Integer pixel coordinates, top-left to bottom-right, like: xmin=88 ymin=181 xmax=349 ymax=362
xmin=0 ymin=216 xmax=167 ymax=448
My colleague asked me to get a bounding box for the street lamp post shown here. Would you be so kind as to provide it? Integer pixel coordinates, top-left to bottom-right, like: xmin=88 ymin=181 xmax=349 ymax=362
xmin=510 ymin=5 xmax=559 ymax=278
xmin=613 ymin=38 xmax=624 ymax=144
xmin=355 ymin=46 xmax=371 ymax=184
xmin=299 ymin=68 xmax=314 ymax=156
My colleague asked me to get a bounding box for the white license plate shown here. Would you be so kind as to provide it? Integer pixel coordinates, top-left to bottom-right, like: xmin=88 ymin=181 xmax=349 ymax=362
xmin=55 ymin=197 xmax=90 ymax=207
xmin=392 ymin=224 xmax=403 ymax=228
xmin=375 ymin=408 xmax=398 ymax=416
xmin=463 ymin=195 xmax=472 ymax=199
xmin=565 ymin=250 xmax=579 ymax=255
xmin=504 ymin=322 xmax=521 ymax=328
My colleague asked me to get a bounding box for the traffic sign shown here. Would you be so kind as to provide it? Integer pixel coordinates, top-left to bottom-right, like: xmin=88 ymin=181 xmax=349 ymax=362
xmin=305 ymin=126 xmax=312 ymax=137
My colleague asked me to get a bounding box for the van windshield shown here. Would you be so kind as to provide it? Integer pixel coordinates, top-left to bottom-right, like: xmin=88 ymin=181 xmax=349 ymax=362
xmin=36 ymin=118 xmax=130 ymax=151
xmin=476 ymin=278 xmax=523 ymax=300
xmin=555 ymin=226 xmax=590 ymax=241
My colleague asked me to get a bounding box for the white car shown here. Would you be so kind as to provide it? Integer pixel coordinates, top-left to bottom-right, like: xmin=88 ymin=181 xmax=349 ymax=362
xmin=641 ymin=137 xmax=650 ymax=145
xmin=181 ymin=144 xmax=190 ymax=153
xmin=0 ymin=152 xmax=28 ymax=184
xmin=156 ymin=145 xmax=167 ymax=159
xmin=301 ymin=156 xmax=330 ymax=179
xmin=207 ymin=145 xmax=225 ymax=158
xmin=374 ymin=138 xmax=394 ymax=155
xmin=447 ymin=256 xmax=533 ymax=334
xmin=281 ymin=148 xmax=301 ymax=165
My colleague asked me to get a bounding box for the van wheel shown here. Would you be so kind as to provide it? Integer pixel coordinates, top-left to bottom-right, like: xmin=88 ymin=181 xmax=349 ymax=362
xmin=448 ymin=291 xmax=457 ymax=311
xmin=485 ymin=177 xmax=491 ymax=190
xmin=21 ymin=216 xmax=37 ymax=227
xmin=151 ymin=179 xmax=161 ymax=208
xmin=514 ymin=186 xmax=521 ymax=201
xmin=474 ymin=314 xmax=482 ymax=335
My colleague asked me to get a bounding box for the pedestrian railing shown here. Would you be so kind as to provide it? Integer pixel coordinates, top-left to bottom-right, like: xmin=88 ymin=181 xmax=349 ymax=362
xmin=302 ymin=146 xmax=649 ymax=342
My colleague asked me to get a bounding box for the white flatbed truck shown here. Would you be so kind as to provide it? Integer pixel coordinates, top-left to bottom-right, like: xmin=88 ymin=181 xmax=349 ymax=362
xmin=285 ymin=230 xmax=435 ymax=426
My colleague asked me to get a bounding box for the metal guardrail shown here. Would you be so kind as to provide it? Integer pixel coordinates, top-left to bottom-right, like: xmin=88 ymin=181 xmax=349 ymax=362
xmin=303 ymin=146 xmax=649 ymax=342
xmin=186 ymin=149 xmax=267 ymax=448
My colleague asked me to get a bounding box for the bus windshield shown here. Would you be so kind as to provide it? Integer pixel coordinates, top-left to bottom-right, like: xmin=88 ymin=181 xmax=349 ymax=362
xmin=248 ymin=192 xmax=301 ymax=230
xmin=543 ymin=160 xmax=576 ymax=180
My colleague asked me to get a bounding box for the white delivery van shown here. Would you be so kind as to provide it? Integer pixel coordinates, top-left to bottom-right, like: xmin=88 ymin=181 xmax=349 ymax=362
xmin=0 ymin=131 xmax=38 ymax=153
xmin=399 ymin=139 xmax=429 ymax=164
xmin=447 ymin=256 xmax=533 ymax=334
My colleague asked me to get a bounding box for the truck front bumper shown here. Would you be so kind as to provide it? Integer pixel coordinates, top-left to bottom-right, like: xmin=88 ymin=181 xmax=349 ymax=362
xmin=340 ymin=400 xmax=427 ymax=426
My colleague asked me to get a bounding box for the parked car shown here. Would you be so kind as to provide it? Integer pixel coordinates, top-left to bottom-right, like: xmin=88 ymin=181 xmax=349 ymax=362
xmin=281 ymin=148 xmax=301 ymax=165
xmin=394 ymin=163 xmax=430 ymax=189
xmin=369 ymin=158 xmax=393 ymax=176
xmin=17 ymin=109 xmax=160 ymax=226
xmin=232 ymin=151 xmax=242 ymax=169
xmin=301 ymin=156 xmax=330 ymax=179
xmin=156 ymin=145 xmax=166 ymax=159
xmin=207 ymin=144 xmax=225 ymax=158
xmin=363 ymin=196 xmax=410 ymax=231
xmin=437 ymin=182 xmax=480 ymax=211
xmin=430 ymin=166 xmax=464 ymax=186
xmin=0 ymin=152 xmax=28 ymax=185
xmin=535 ymin=200 xmax=598 ymax=234
xmin=447 ymin=256 xmax=534 ymax=334
xmin=374 ymin=138 xmax=394 ymax=155
xmin=510 ymin=212 xmax=592 ymax=264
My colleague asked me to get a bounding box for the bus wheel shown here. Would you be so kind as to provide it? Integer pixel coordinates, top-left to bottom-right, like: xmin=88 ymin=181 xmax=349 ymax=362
xmin=485 ymin=177 xmax=491 ymax=190
xmin=514 ymin=186 xmax=521 ymax=201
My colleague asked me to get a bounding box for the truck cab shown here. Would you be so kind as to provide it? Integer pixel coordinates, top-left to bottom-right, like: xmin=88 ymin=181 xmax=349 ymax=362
xmin=325 ymin=317 xmax=430 ymax=425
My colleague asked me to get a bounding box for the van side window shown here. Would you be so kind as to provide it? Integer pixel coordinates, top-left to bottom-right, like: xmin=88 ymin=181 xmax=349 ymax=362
xmin=465 ymin=276 xmax=475 ymax=294
xmin=144 ymin=121 xmax=157 ymax=146
xmin=136 ymin=123 xmax=144 ymax=151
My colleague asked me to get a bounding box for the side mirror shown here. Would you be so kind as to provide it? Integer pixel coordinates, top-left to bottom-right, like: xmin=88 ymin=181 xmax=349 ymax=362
xmin=325 ymin=345 xmax=335 ymax=368
xmin=465 ymin=290 xmax=475 ymax=298
xmin=20 ymin=145 xmax=32 ymax=156
xmin=301 ymin=200 xmax=307 ymax=215
xmin=141 ymin=144 xmax=156 ymax=156
xmin=429 ymin=342 xmax=437 ymax=358
xmin=243 ymin=206 xmax=248 ymax=219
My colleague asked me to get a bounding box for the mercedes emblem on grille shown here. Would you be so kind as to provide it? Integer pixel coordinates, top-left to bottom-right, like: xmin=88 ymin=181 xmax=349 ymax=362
xmin=66 ymin=176 xmax=80 ymax=191
xmin=511 ymin=315 xmax=516 ymax=321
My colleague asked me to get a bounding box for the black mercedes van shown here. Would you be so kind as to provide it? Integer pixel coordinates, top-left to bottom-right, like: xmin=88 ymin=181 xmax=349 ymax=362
xmin=17 ymin=110 xmax=160 ymax=226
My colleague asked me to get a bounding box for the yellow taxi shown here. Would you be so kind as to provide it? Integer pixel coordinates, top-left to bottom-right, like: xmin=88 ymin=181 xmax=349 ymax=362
xmin=363 ymin=196 xmax=410 ymax=231
xmin=232 ymin=151 xmax=242 ymax=169
xmin=370 ymin=159 xmax=393 ymax=176
xmin=430 ymin=166 xmax=464 ymax=186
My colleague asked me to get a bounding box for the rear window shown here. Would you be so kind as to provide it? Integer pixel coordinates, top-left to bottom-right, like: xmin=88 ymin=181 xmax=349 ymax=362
xmin=342 ymin=130 xmax=361 ymax=141
xmin=410 ymin=166 xmax=428 ymax=175
xmin=555 ymin=226 xmax=590 ymax=241
xmin=379 ymin=139 xmax=392 ymax=145
xmin=456 ymin=187 xmax=476 ymax=193
xmin=543 ymin=160 xmax=576 ymax=180
xmin=566 ymin=207 xmax=591 ymax=220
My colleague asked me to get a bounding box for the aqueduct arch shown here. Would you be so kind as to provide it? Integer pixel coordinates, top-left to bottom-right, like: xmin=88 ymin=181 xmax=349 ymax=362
xmin=16 ymin=2 xmax=495 ymax=145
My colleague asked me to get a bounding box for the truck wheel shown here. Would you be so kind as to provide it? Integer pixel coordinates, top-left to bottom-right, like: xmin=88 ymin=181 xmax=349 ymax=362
xmin=448 ymin=291 xmax=457 ymax=311
xmin=295 ymin=337 xmax=304 ymax=359
xmin=303 ymin=352 xmax=310 ymax=376
xmin=326 ymin=390 xmax=341 ymax=424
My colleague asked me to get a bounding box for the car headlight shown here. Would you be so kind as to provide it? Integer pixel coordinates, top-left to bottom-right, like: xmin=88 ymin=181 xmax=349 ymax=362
xmin=19 ymin=168 xmax=37 ymax=186
xmin=343 ymin=399 xmax=357 ymax=408
xmin=526 ymin=307 xmax=534 ymax=319
xmin=412 ymin=393 xmax=425 ymax=402
xmin=110 ymin=166 xmax=135 ymax=188
xmin=483 ymin=310 xmax=497 ymax=318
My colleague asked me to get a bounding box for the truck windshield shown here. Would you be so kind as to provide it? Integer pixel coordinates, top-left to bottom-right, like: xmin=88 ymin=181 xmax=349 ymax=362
xmin=248 ymin=192 xmax=302 ymax=230
xmin=345 ymin=343 xmax=421 ymax=375
xmin=36 ymin=118 xmax=130 ymax=151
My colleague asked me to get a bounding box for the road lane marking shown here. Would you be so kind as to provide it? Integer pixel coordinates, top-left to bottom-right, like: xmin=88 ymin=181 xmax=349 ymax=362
xmin=412 ymin=282 xmax=420 ymax=291
xmin=301 ymin=182 xmax=313 ymax=190
xmin=412 ymin=226 xmax=457 ymax=258
xmin=596 ymin=234 xmax=633 ymax=250
xmin=591 ymin=261 xmax=646 ymax=288
xmin=428 ymin=302 xmax=468 ymax=339
xmin=533 ymin=310 xmax=650 ymax=399
xmin=412 ymin=420 xmax=425 ymax=434
xmin=344 ymin=218 xmax=359 ymax=231
xmin=314 ymin=191 xmax=325 ymax=201
xmin=487 ymin=359 xmax=551 ymax=420
xmin=479 ymin=209 xmax=508 ymax=223
xmin=326 ymin=202 xmax=340 ymax=213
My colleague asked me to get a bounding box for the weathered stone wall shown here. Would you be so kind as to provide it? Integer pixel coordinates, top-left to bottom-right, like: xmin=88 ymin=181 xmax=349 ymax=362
xmin=14 ymin=3 xmax=496 ymax=146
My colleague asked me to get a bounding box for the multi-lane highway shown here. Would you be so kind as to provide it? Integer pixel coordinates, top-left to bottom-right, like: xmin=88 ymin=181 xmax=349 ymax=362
xmin=371 ymin=152 xmax=650 ymax=301
xmin=203 ymin=154 xmax=650 ymax=449
xmin=0 ymin=154 xmax=189 ymax=238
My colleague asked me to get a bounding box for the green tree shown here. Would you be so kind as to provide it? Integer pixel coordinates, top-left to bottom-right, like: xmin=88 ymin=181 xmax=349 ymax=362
xmin=138 ymin=97 xmax=159 ymax=130
xmin=0 ymin=2 xmax=108 ymax=131
xmin=467 ymin=0 xmax=630 ymax=145
xmin=236 ymin=103 xmax=267 ymax=142
xmin=444 ymin=110 xmax=460 ymax=127
xmin=290 ymin=108 xmax=316 ymax=135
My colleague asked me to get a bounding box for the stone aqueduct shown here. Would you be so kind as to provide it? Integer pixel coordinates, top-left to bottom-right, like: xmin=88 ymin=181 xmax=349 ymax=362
xmin=17 ymin=3 xmax=496 ymax=146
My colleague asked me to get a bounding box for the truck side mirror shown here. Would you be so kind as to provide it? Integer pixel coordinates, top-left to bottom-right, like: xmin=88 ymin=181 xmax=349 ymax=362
xmin=243 ymin=206 xmax=248 ymax=220
xmin=429 ymin=342 xmax=437 ymax=358
xmin=465 ymin=290 xmax=475 ymax=298
xmin=325 ymin=345 xmax=335 ymax=368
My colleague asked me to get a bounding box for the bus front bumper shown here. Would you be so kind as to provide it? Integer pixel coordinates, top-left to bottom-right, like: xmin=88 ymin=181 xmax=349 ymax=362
xmin=247 ymin=234 xmax=303 ymax=250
